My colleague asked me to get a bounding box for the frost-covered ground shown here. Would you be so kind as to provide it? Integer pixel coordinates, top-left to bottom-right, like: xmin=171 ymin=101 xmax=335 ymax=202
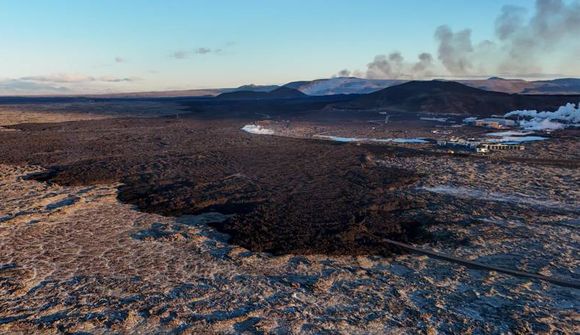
xmin=1 ymin=158 xmax=578 ymax=334
xmin=378 ymin=153 xmax=579 ymax=281
xmin=1 ymin=110 xmax=578 ymax=333
xmin=241 ymin=124 xmax=275 ymax=135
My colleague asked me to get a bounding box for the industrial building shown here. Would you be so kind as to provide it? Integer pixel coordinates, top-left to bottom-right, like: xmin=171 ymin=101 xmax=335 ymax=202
xmin=463 ymin=117 xmax=517 ymax=129
xmin=437 ymin=137 xmax=524 ymax=153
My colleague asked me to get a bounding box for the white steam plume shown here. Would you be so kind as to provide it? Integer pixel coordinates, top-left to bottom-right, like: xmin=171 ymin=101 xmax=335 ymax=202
xmin=505 ymin=102 xmax=580 ymax=130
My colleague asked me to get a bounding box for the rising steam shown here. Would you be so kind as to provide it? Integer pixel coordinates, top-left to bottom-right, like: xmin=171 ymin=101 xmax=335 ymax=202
xmin=505 ymin=102 xmax=580 ymax=130
xmin=341 ymin=0 xmax=580 ymax=79
xmin=436 ymin=0 xmax=580 ymax=76
xmin=365 ymin=52 xmax=434 ymax=79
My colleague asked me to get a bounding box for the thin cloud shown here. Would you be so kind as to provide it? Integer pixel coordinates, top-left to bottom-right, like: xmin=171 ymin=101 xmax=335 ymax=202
xmin=0 ymin=79 xmax=70 ymax=94
xmin=20 ymin=74 xmax=96 ymax=83
xmin=171 ymin=46 xmax=226 ymax=59
xmin=19 ymin=73 xmax=140 ymax=83
xmin=195 ymin=47 xmax=212 ymax=54
xmin=98 ymin=76 xmax=141 ymax=83
xmin=115 ymin=57 xmax=126 ymax=63
xmin=172 ymin=50 xmax=190 ymax=59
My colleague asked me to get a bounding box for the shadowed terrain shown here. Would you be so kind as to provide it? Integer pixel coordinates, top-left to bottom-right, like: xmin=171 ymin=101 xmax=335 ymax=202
xmin=216 ymin=87 xmax=307 ymax=100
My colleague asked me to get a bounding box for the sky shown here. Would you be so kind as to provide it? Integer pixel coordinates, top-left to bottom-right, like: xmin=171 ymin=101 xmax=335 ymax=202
xmin=0 ymin=0 xmax=579 ymax=95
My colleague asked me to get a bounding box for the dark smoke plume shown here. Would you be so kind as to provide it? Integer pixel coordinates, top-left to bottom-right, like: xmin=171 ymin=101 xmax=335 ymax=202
xmin=495 ymin=0 xmax=580 ymax=74
xmin=337 ymin=69 xmax=351 ymax=77
xmin=365 ymin=52 xmax=434 ymax=79
xmin=346 ymin=0 xmax=580 ymax=79
xmin=434 ymin=0 xmax=580 ymax=76
xmin=434 ymin=26 xmax=474 ymax=75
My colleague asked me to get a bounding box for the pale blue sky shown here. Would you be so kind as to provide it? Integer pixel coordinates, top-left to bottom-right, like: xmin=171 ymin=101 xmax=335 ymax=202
xmin=0 ymin=0 xmax=577 ymax=94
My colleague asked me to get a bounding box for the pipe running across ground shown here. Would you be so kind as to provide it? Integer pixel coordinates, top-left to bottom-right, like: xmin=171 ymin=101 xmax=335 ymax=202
xmin=381 ymin=238 xmax=580 ymax=289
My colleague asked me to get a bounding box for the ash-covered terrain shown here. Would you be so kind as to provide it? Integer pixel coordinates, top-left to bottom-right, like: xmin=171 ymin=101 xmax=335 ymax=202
xmin=0 ymin=87 xmax=579 ymax=334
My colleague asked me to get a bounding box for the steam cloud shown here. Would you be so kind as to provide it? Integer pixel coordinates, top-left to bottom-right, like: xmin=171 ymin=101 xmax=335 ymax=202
xmin=365 ymin=52 xmax=434 ymax=79
xmin=345 ymin=0 xmax=580 ymax=79
xmin=337 ymin=69 xmax=351 ymax=77
xmin=505 ymin=102 xmax=580 ymax=130
xmin=171 ymin=47 xmax=223 ymax=59
xmin=436 ymin=0 xmax=580 ymax=76
xmin=434 ymin=26 xmax=475 ymax=75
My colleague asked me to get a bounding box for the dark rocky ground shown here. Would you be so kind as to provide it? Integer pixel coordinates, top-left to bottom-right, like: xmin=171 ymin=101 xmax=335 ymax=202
xmin=1 ymin=117 xmax=435 ymax=256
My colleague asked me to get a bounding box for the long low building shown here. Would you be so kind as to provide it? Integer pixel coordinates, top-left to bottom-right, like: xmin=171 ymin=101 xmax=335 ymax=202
xmin=437 ymin=138 xmax=524 ymax=153
xmin=476 ymin=142 xmax=524 ymax=153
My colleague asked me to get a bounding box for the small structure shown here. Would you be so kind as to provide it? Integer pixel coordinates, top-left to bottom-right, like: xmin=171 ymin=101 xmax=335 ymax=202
xmin=379 ymin=112 xmax=390 ymax=124
xmin=464 ymin=117 xmax=516 ymax=129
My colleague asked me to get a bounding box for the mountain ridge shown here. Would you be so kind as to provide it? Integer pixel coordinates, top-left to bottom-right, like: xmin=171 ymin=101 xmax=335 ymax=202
xmin=338 ymin=80 xmax=580 ymax=116
xmin=216 ymin=86 xmax=307 ymax=100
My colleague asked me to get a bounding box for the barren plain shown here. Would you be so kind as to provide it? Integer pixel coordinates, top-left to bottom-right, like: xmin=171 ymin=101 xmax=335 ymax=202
xmin=0 ymin=102 xmax=578 ymax=334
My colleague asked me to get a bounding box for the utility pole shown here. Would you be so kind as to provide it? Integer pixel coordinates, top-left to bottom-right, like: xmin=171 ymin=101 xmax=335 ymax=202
xmin=379 ymin=111 xmax=390 ymax=124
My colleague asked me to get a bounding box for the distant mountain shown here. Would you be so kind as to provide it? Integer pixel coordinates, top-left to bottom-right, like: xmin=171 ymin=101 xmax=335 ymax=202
xmin=29 ymin=77 xmax=580 ymax=99
xmin=458 ymin=77 xmax=532 ymax=95
xmin=343 ymin=80 xmax=511 ymax=115
xmin=285 ymin=77 xmax=402 ymax=95
xmin=520 ymin=78 xmax=580 ymax=94
xmin=90 ymin=88 xmax=224 ymax=98
xmin=221 ymin=84 xmax=280 ymax=93
xmin=458 ymin=77 xmax=580 ymax=95
xmin=282 ymin=77 xmax=580 ymax=96
xmin=216 ymin=87 xmax=307 ymax=100
xmin=86 ymin=84 xmax=279 ymax=99
xmin=339 ymin=80 xmax=580 ymax=116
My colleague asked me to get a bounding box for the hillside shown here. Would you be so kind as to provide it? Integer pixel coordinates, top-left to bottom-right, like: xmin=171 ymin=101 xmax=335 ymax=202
xmin=24 ymin=78 xmax=580 ymax=99
xmin=220 ymin=84 xmax=279 ymax=94
xmin=284 ymin=77 xmax=401 ymax=95
xmin=459 ymin=77 xmax=580 ymax=95
xmin=284 ymin=77 xmax=580 ymax=96
xmin=216 ymin=87 xmax=307 ymax=100
xmin=340 ymin=80 xmax=580 ymax=116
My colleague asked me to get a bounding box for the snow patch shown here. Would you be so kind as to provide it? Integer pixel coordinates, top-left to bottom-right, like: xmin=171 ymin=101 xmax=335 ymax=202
xmin=486 ymin=131 xmax=533 ymax=137
xmin=315 ymin=135 xmax=428 ymax=144
xmin=487 ymin=136 xmax=547 ymax=143
xmin=241 ymin=124 xmax=275 ymax=135
xmin=485 ymin=130 xmax=546 ymax=143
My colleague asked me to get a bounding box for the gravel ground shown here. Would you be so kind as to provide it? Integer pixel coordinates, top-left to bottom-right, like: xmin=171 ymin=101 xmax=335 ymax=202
xmin=1 ymin=161 xmax=578 ymax=334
